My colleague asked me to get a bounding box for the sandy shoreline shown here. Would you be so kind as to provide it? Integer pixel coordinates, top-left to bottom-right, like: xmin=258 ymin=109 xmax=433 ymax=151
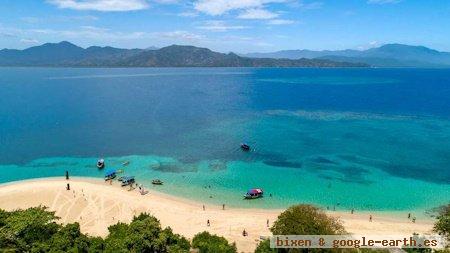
xmin=0 ymin=177 xmax=435 ymax=252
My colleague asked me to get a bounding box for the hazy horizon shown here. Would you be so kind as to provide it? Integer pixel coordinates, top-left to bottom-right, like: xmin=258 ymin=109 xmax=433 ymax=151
xmin=3 ymin=40 xmax=449 ymax=55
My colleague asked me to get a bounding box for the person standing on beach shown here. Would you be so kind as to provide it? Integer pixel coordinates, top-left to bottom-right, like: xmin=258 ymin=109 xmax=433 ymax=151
xmin=266 ymin=219 xmax=269 ymax=227
xmin=351 ymin=209 xmax=354 ymax=214
xmin=207 ymin=219 xmax=210 ymax=226
xmin=66 ymin=183 xmax=70 ymax=190
xmin=222 ymin=204 xmax=225 ymax=210
xmin=203 ymin=205 xmax=205 ymax=211
xmin=369 ymin=215 xmax=373 ymax=222
xmin=65 ymin=171 xmax=69 ymax=180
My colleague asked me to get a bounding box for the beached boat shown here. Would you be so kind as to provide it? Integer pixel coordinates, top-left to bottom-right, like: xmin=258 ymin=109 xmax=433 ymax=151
xmin=152 ymin=179 xmax=163 ymax=185
xmin=121 ymin=176 xmax=135 ymax=187
xmin=241 ymin=143 xmax=250 ymax=151
xmin=97 ymin=159 xmax=105 ymax=169
xmin=104 ymin=169 xmax=116 ymax=180
xmin=244 ymin=188 xmax=263 ymax=199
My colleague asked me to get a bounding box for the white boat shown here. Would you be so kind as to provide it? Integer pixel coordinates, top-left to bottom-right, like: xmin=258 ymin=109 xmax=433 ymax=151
xmin=97 ymin=159 xmax=105 ymax=169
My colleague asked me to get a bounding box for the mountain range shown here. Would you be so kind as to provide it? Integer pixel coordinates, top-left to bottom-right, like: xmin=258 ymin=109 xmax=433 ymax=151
xmin=244 ymin=44 xmax=450 ymax=67
xmin=0 ymin=41 xmax=366 ymax=68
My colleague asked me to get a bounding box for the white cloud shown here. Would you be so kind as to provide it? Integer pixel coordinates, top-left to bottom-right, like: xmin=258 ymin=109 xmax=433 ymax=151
xmin=30 ymin=26 xmax=146 ymax=40
xmin=298 ymin=1 xmax=322 ymax=9
xmin=206 ymin=35 xmax=275 ymax=52
xmin=0 ymin=32 xmax=17 ymax=38
xmin=69 ymin=15 xmax=99 ymax=21
xmin=2 ymin=24 xmax=204 ymax=46
xmin=254 ymin=41 xmax=273 ymax=47
xmin=21 ymin=15 xmax=99 ymax=24
xmin=196 ymin=20 xmax=248 ymax=32
xmin=47 ymin=0 xmax=149 ymax=11
xmin=267 ymin=19 xmax=294 ymax=25
xmin=356 ymin=41 xmax=381 ymax=50
xmin=0 ymin=25 xmax=22 ymax=38
xmin=153 ymin=31 xmax=204 ymax=41
xmin=194 ymin=0 xmax=286 ymax=16
xmin=287 ymin=0 xmax=322 ymax=10
xmin=367 ymin=0 xmax=401 ymax=4
xmin=154 ymin=0 xmax=178 ymax=3
xmin=20 ymin=38 xmax=40 ymax=44
xmin=238 ymin=8 xmax=278 ymax=19
xmin=178 ymin=11 xmax=199 ymax=17
xmin=220 ymin=35 xmax=254 ymax=41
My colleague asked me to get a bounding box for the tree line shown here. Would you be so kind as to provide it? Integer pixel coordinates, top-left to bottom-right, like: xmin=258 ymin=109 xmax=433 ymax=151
xmin=0 ymin=204 xmax=448 ymax=252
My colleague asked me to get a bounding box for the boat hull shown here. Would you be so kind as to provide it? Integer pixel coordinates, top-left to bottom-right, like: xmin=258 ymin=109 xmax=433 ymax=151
xmin=244 ymin=195 xmax=263 ymax=199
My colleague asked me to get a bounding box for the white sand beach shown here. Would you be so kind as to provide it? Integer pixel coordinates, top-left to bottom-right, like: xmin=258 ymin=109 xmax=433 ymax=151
xmin=0 ymin=178 xmax=435 ymax=253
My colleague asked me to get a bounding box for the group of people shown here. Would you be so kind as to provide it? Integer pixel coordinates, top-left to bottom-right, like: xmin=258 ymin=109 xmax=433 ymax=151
xmin=138 ymin=184 xmax=148 ymax=195
xmin=408 ymin=213 xmax=417 ymax=223
xmin=203 ymin=204 xmax=270 ymax=239
xmin=206 ymin=219 xmax=248 ymax=237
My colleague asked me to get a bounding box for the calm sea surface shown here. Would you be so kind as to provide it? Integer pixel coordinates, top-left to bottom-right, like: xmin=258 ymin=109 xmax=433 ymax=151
xmin=0 ymin=67 xmax=449 ymax=211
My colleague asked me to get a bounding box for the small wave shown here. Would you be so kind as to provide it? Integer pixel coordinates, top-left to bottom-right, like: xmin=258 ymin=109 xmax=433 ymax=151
xmin=265 ymin=109 xmax=417 ymax=121
xmin=258 ymin=76 xmax=399 ymax=85
xmin=46 ymin=71 xmax=252 ymax=80
xmin=47 ymin=73 xmax=165 ymax=80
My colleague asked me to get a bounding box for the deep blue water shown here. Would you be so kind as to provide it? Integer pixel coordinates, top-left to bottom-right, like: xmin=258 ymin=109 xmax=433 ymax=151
xmin=0 ymin=67 xmax=449 ymax=210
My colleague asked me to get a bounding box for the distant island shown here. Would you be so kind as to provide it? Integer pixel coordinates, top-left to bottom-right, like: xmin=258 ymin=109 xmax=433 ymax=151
xmin=0 ymin=41 xmax=366 ymax=68
xmin=244 ymin=44 xmax=450 ymax=68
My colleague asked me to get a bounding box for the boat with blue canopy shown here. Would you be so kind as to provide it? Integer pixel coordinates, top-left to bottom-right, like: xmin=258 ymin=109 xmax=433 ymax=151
xmin=104 ymin=169 xmax=117 ymax=180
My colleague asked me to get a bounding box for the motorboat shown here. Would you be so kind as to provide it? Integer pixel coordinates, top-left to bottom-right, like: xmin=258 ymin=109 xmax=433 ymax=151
xmin=104 ymin=169 xmax=116 ymax=181
xmin=244 ymin=188 xmax=263 ymax=199
xmin=97 ymin=159 xmax=105 ymax=169
xmin=241 ymin=143 xmax=250 ymax=151
xmin=152 ymin=179 xmax=163 ymax=185
xmin=121 ymin=176 xmax=135 ymax=187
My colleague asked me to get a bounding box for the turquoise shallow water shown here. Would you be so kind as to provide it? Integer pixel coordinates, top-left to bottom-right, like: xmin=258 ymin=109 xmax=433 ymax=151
xmin=0 ymin=68 xmax=449 ymax=212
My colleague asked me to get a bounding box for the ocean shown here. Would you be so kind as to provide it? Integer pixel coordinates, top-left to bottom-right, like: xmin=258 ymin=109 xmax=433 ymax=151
xmin=0 ymin=67 xmax=449 ymax=212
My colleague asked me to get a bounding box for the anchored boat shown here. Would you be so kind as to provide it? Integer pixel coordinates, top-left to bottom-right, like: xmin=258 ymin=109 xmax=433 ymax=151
xmin=241 ymin=143 xmax=250 ymax=151
xmin=120 ymin=176 xmax=135 ymax=187
xmin=152 ymin=179 xmax=163 ymax=185
xmin=97 ymin=159 xmax=105 ymax=169
xmin=104 ymin=169 xmax=117 ymax=180
xmin=244 ymin=188 xmax=263 ymax=199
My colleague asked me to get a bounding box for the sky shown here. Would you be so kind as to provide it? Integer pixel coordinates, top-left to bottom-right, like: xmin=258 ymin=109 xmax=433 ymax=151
xmin=0 ymin=0 xmax=449 ymax=53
